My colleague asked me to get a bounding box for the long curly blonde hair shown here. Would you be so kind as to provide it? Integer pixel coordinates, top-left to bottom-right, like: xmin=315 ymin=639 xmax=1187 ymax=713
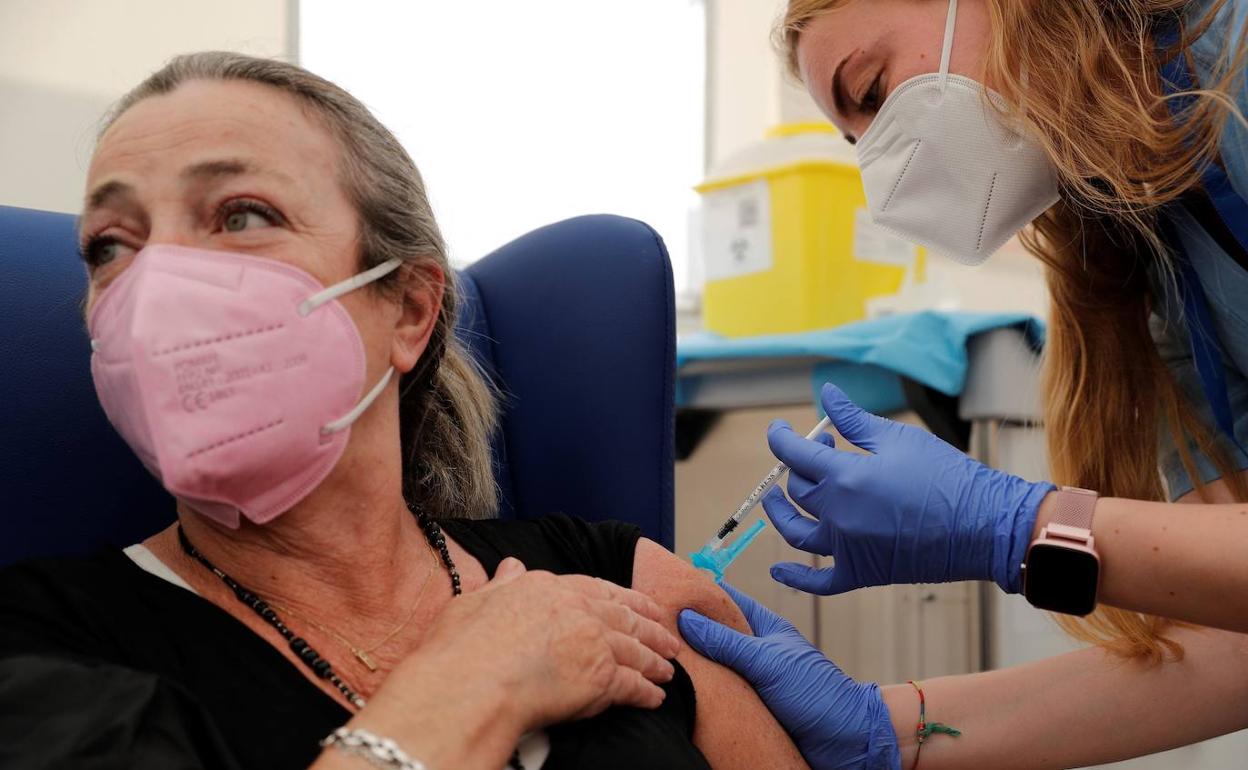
xmin=778 ymin=0 xmax=1248 ymax=663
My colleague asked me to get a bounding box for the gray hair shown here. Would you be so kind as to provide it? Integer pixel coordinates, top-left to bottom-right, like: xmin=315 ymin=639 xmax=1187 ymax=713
xmin=102 ymin=51 xmax=499 ymax=520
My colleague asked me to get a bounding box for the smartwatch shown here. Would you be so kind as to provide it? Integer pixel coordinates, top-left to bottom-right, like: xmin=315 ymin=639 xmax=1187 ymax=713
xmin=1021 ymin=486 xmax=1101 ymax=616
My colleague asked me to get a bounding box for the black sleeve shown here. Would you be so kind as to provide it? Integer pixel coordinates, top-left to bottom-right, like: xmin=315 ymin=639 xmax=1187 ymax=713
xmin=530 ymin=514 xmax=644 ymax=588
xmin=442 ymin=514 xmax=644 ymax=588
xmin=0 ymin=654 xmax=245 ymax=770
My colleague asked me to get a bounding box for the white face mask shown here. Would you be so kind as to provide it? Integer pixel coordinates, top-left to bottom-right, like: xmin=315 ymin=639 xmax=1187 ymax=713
xmin=854 ymin=0 xmax=1060 ymax=266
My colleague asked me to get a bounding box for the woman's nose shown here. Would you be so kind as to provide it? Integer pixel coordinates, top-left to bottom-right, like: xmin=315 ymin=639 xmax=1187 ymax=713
xmin=143 ymin=203 xmax=205 ymax=248
xmin=144 ymin=227 xmax=198 ymax=249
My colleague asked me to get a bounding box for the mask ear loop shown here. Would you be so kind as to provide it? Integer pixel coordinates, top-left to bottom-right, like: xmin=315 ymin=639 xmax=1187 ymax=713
xmin=298 ymin=257 xmax=404 ymax=317
xmin=938 ymin=0 xmax=959 ymax=93
xmin=322 ymin=366 xmax=394 ymax=435
xmin=294 ymin=256 xmax=406 ymax=436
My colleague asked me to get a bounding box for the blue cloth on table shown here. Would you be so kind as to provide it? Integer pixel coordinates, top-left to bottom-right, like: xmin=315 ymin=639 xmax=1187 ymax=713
xmin=676 ymin=311 xmax=1045 ymax=414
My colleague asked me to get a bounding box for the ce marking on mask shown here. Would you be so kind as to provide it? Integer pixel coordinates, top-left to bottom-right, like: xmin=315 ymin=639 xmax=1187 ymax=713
xmin=173 ymin=351 xmax=310 ymax=413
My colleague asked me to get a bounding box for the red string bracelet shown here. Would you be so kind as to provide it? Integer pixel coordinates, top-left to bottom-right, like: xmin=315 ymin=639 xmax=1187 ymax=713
xmin=907 ymin=680 xmax=962 ymax=770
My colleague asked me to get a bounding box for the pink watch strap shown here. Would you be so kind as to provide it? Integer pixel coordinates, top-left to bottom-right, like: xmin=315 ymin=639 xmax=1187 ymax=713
xmin=1048 ymin=486 xmax=1098 ymax=531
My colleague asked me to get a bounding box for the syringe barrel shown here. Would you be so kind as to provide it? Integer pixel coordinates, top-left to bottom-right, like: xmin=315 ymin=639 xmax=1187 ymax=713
xmin=731 ymin=460 xmax=787 ymax=520
xmin=734 ymin=415 xmax=831 ymax=514
xmin=704 ymin=414 xmax=833 ymax=555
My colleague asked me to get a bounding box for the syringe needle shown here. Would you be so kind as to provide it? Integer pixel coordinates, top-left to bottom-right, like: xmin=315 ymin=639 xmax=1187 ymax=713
xmin=704 ymin=414 xmax=834 ymax=552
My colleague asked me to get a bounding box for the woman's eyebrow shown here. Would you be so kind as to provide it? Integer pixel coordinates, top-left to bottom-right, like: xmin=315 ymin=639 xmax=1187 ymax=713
xmin=84 ymin=159 xmax=276 ymax=214
xmin=180 ymin=158 xmax=302 ymax=195
xmin=80 ymin=179 xmax=140 ymax=244
xmin=831 ymin=54 xmax=852 ymax=118
xmin=84 ymin=179 xmax=133 ymax=215
xmin=180 ymin=158 xmax=289 ymax=185
xmin=183 ymin=158 xmax=249 ymax=180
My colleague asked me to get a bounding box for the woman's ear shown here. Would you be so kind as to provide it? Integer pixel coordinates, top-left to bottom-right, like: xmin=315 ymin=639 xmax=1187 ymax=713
xmin=391 ymin=262 xmax=445 ymax=375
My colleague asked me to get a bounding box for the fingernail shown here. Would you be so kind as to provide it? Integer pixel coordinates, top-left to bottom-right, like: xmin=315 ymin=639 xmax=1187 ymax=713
xmin=676 ymin=610 xmax=701 ymax=641
xmin=661 ymin=659 xmax=676 ymax=681
xmin=678 ymin=608 xmax=697 ymax=625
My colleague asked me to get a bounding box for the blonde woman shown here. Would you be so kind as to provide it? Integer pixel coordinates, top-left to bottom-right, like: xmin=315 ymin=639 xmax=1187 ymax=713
xmin=679 ymin=0 xmax=1248 ymax=768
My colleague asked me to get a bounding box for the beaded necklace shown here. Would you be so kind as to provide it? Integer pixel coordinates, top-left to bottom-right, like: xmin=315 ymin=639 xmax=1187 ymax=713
xmin=177 ymin=507 xmax=525 ymax=769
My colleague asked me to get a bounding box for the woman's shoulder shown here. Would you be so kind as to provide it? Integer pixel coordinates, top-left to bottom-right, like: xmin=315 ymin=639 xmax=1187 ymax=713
xmin=0 ymin=549 xmax=135 ymax=608
xmin=1185 ymin=0 xmax=1248 ymax=188
xmin=0 ymin=548 xmax=194 ymax=659
xmin=441 ymin=513 xmax=643 ymax=587
xmin=1185 ymin=0 xmax=1247 ymax=58
xmin=0 ymin=550 xmax=125 ymax=656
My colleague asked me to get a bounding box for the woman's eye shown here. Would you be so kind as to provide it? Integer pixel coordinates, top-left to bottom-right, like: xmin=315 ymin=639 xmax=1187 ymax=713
xmin=223 ymin=209 xmax=268 ymax=232
xmin=862 ymin=75 xmax=883 ymax=114
xmin=82 ymin=236 xmax=136 ymax=268
xmin=219 ymin=200 xmax=283 ymax=234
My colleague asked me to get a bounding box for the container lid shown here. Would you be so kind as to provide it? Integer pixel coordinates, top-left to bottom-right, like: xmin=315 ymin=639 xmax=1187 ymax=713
xmin=698 ymin=122 xmax=859 ymax=192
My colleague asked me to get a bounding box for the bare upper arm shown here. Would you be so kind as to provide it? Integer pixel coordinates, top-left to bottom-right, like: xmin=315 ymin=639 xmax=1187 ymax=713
xmin=631 ymin=538 xmax=808 ymax=770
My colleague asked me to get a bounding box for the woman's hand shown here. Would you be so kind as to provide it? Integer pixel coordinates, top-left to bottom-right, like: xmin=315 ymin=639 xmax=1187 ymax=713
xmin=427 ymin=557 xmax=682 ymax=726
xmin=765 ymin=384 xmax=1054 ymax=595
xmin=678 ymin=583 xmax=900 ymax=770
xmin=341 ymin=557 xmax=682 ymax=770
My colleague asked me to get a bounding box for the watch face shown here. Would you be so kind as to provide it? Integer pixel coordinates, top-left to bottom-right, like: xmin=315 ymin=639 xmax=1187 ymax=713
xmin=1023 ymin=543 xmax=1100 ymax=616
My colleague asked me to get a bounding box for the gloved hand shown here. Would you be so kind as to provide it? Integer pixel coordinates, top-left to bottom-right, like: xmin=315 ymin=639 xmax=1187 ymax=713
xmin=765 ymin=383 xmax=1054 ymax=595
xmin=678 ymin=583 xmax=900 ymax=770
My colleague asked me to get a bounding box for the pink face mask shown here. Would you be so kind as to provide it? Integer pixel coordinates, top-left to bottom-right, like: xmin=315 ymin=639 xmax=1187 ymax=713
xmin=88 ymin=245 xmax=402 ymax=528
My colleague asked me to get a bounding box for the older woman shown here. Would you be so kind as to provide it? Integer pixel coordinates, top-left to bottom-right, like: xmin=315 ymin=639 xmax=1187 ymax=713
xmin=0 ymin=53 xmax=806 ymax=770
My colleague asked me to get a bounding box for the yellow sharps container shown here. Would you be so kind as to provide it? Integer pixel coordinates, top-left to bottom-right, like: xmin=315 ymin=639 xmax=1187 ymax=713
xmin=696 ymin=123 xmax=926 ymax=337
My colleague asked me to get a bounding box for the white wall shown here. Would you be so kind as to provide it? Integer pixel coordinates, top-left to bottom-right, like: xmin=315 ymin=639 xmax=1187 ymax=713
xmin=706 ymin=0 xmax=782 ymax=167
xmin=706 ymin=0 xmax=824 ymax=166
xmin=0 ymin=0 xmax=294 ymax=214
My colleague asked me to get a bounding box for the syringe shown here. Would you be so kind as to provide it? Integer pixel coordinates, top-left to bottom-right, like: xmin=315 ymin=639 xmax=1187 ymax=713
xmin=690 ymin=415 xmax=833 ymax=581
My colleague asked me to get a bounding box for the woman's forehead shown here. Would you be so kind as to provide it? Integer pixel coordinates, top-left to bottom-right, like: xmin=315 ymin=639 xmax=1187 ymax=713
xmin=88 ymin=79 xmax=340 ymax=193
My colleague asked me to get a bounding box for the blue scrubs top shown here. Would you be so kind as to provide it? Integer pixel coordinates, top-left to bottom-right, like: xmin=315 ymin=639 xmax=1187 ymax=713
xmin=1152 ymin=0 xmax=1248 ymax=499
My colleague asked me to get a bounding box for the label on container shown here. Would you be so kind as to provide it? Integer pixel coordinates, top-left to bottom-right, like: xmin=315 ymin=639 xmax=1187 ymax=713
xmin=853 ymin=207 xmax=917 ymax=266
xmin=701 ymin=180 xmax=773 ymax=281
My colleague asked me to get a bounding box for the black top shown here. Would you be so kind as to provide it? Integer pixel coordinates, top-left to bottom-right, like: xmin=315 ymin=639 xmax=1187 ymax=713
xmin=0 ymin=514 xmax=711 ymax=770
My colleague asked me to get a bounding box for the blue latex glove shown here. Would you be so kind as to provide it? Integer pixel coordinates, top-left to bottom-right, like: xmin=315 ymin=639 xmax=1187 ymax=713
xmin=765 ymin=383 xmax=1054 ymax=595
xmin=678 ymin=583 xmax=900 ymax=770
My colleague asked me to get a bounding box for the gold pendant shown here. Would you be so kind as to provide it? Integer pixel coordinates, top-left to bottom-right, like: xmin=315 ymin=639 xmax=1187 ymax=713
xmin=355 ymin=650 xmax=379 ymax=672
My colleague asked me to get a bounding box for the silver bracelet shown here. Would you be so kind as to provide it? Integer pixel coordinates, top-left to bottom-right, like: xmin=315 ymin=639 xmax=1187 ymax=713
xmin=320 ymin=726 xmax=429 ymax=770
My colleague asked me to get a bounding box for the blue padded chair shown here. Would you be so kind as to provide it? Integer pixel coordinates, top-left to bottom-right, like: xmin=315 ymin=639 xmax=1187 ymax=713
xmin=0 ymin=205 xmax=675 ymax=566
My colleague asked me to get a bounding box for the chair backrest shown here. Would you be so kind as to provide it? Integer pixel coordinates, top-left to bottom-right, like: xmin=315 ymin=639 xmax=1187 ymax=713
xmin=0 ymin=206 xmax=675 ymax=565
